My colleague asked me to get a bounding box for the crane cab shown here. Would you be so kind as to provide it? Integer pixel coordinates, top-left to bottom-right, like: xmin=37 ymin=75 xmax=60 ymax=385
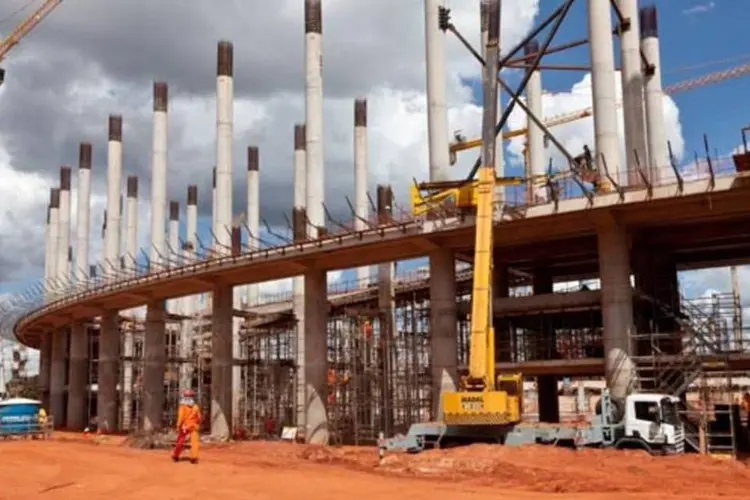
xmin=440 ymin=373 xmax=523 ymax=426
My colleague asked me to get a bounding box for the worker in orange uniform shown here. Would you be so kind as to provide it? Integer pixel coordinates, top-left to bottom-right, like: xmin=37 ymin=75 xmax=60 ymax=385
xmin=171 ymin=389 xmax=201 ymax=464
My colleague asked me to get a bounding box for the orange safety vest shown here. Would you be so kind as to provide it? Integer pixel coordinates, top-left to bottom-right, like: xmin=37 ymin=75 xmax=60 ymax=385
xmin=176 ymin=403 xmax=201 ymax=432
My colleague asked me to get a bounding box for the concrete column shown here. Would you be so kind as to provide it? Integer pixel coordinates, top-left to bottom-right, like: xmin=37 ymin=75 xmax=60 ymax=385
xmin=57 ymin=167 xmax=72 ymax=289
xmin=617 ymin=0 xmax=648 ymax=186
xmin=150 ymin=82 xmax=168 ymax=270
xmin=104 ymin=115 xmax=122 ymax=276
xmin=48 ymin=189 xmax=60 ymax=294
xmin=75 ymin=144 xmax=92 ymax=282
xmin=424 ymin=0 xmax=450 ymax=181
xmin=168 ymin=201 xmax=180 ymax=266
xmin=429 ymin=249 xmax=457 ymax=419
xmin=483 ymin=0 xmax=505 ymax=200
xmin=524 ymin=40 xmax=546 ymax=202
xmin=44 ymin=205 xmax=52 ymax=294
xmin=305 ymin=0 xmax=325 ymax=237
xmin=67 ymin=323 xmax=88 ymax=430
xmin=97 ymin=312 xmax=120 ymax=433
xmin=587 ymin=0 xmax=621 ymax=187
xmin=293 ymin=124 xmax=307 ymax=428
xmin=121 ymin=321 xmax=134 ymax=432
xmin=215 ymin=41 xmax=234 ymax=253
xmin=143 ymin=301 xmax=166 ymax=432
xmin=537 ymin=375 xmax=560 ymax=423
xmin=125 ymin=176 xmax=138 ymax=271
xmin=303 ymin=269 xmax=328 ymax=444
xmin=211 ymin=285 xmax=233 ymax=438
xmin=38 ymin=335 xmax=52 ymax=410
xmin=49 ymin=330 xmax=67 ymax=428
xmin=354 ymin=99 xmax=370 ymax=285
xmin=597 ymin=216 xmax=636 ymax=400
xmin=376 ymin=185 xmax=395 ymax=434
xmin=640 ymin=5 xmax=667 ymax=183
xmin=180 ymin=186 xmax=199 ymax=392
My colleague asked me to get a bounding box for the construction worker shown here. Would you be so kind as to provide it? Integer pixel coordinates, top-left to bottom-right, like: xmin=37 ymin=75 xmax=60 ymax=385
xmin=171 ymin=389 xmax=201 ymax=464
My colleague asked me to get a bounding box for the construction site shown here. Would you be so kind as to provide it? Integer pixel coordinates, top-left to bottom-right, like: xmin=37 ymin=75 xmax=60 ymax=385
xmin=2 ymin=0 xmax=750 ymax=497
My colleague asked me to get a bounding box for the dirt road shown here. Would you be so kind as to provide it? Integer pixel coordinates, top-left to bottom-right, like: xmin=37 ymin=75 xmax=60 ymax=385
xmin=1 ymin=437 xmax=749 ymax=499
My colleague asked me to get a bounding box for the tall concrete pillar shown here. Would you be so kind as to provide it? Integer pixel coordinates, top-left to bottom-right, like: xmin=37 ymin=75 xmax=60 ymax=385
xmin=354 ymin=99 xmax=370 ymax=285
xmin=587 ymin=0 xmax=621 ymax=187
xmin=48 ymin=188 xmax=60 ymax=299
xmin=376 ymin=185 xmax=395 ymax=434
xmin=429 ymin=249 xmax=457 ymax=419
xmin=150 ymin=82 xmax=169 ymax=270
xmin=168 ymin=201 xmax=180 ymax=266
xmin=67 ymin=323 xmax=88 ymax=430
xmin=305 ymin=0 xmax=325 ymax=237
xmin=180 ymin=186 xmax=199 ymax=393
xmin=125 ymin=176 xmax=138 ymax=270
xmin=640 ymin=5 xmax=667 ymax=183
xmin=143 ymin=301 xmax=166 ymax=432
xmin=303 ymin=269 xmax=328 ymax=444
xmin=57 ymin=166 xmax=72 ymax=288
xmin=524 ymin=40 xmax=546 ymax=202
xmin=105 ymin=115 xmax=123 ymax=275
xmin=480 ymin=0 xmax=505 ymax=199
xmin=97 ymin=312 xmax=120 ymax=433
xmin=38 ymin=335 xmax=52 ymax=411
xmin=44 ymin=204 xmax=52 ymax=294
xmin=75 ymin=143 xmax=92 ymax=282
xmin=246 ymin=146 xmax=260 ymax=255
xmin=293 ymin=124 xmax=307 ymax=427
xmin=597 ymin=216 xmax=636 ymax=400
xmin=121 ymin=320 xmax=134 ymax=432
xmin=617 ymin=0 xmax=648 ymax=186
xmin=211 ymin=285 xmax=233 ymax=438
xmin=424 ymin=0 xmax=450 ymax=182
xmin=211 ymin=167 xmax=218 ymax=250
xmin=215 ymin=42 xmax=234 ymax=253
xmin=49 ymin=330 xmax=67 ymax=428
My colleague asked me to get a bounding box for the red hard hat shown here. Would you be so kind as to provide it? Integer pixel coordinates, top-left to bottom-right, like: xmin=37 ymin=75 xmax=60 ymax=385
xmin=183 ymin=389 xmax=196 ymax=398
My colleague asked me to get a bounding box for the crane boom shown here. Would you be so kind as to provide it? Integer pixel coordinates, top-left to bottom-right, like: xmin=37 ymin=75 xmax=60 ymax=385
xmin=0 ymin=0 xmax=63 ymax=62
xmin=449 ymin=59 xmax=750 ymax=158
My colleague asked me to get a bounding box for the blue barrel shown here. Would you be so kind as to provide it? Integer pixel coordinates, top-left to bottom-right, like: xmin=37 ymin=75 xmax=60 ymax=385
xmin=0 ymin=398 xmax=42 ymax=435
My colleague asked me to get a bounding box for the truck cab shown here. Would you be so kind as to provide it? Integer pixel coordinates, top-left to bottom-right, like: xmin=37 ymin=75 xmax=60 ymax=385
xmin=620 ymin=393 xmax=685 ymax=453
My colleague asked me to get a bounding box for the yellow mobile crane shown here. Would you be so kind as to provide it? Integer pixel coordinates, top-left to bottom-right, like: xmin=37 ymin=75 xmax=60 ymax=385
xmin=0 ymin=0 xmax=64 ymax=87
xmin=380 ymin=0 xmax=685 ymax=456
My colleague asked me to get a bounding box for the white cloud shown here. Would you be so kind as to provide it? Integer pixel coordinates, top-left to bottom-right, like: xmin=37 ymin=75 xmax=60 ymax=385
xmin=682 ymin=2 xmax=716 ymax=16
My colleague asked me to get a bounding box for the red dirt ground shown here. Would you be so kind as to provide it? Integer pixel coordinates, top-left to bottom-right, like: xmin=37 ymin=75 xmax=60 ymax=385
xmin=1 ymin=434 xmax=750 ymax=499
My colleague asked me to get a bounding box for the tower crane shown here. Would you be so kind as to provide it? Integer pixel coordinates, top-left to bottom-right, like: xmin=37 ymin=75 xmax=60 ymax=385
xmin=448 ymin=60 xmax=750 ymax=163
xmin=0 ymin=0 xmax=64 ymax=87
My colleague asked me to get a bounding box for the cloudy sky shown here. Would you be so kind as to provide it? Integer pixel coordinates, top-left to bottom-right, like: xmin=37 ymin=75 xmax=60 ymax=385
xmin=0 ymin=0 xmax=747 ymax=321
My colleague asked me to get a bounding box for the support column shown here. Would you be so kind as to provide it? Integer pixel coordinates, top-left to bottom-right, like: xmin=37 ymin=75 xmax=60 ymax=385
xmin=640 ymin=5 xmax=668 ymax=183
xmin=143 ymin=301 xmax=166 ymax=432
xmin=49 ymin=330 xmax=67 ymax=429
xmin=597 ymin=216 xmax=636 ymax=400
xmin=121 ymin=322 xmax=134 ymax=431
xmin=376 ymin=185 xmax=395 ymax=435
xmin=38 ymin=335 xmax=52 ymax=411
xmin=303 ymin=269 xmax=328 ymax=444
xmin=293 ymin=124 xmax=307 ymax=428
xmin=429 ymin=249 xmax=457 ymax=419
xmin=67 ymin=323 xmax=88 ymax=430
xmin=97 ymin=312 xmax=120 ymax=433
xmin=211 ymin=285 xmax=233 ymax=439
xmin=537 ymin=375 xmax=560 ymax=423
